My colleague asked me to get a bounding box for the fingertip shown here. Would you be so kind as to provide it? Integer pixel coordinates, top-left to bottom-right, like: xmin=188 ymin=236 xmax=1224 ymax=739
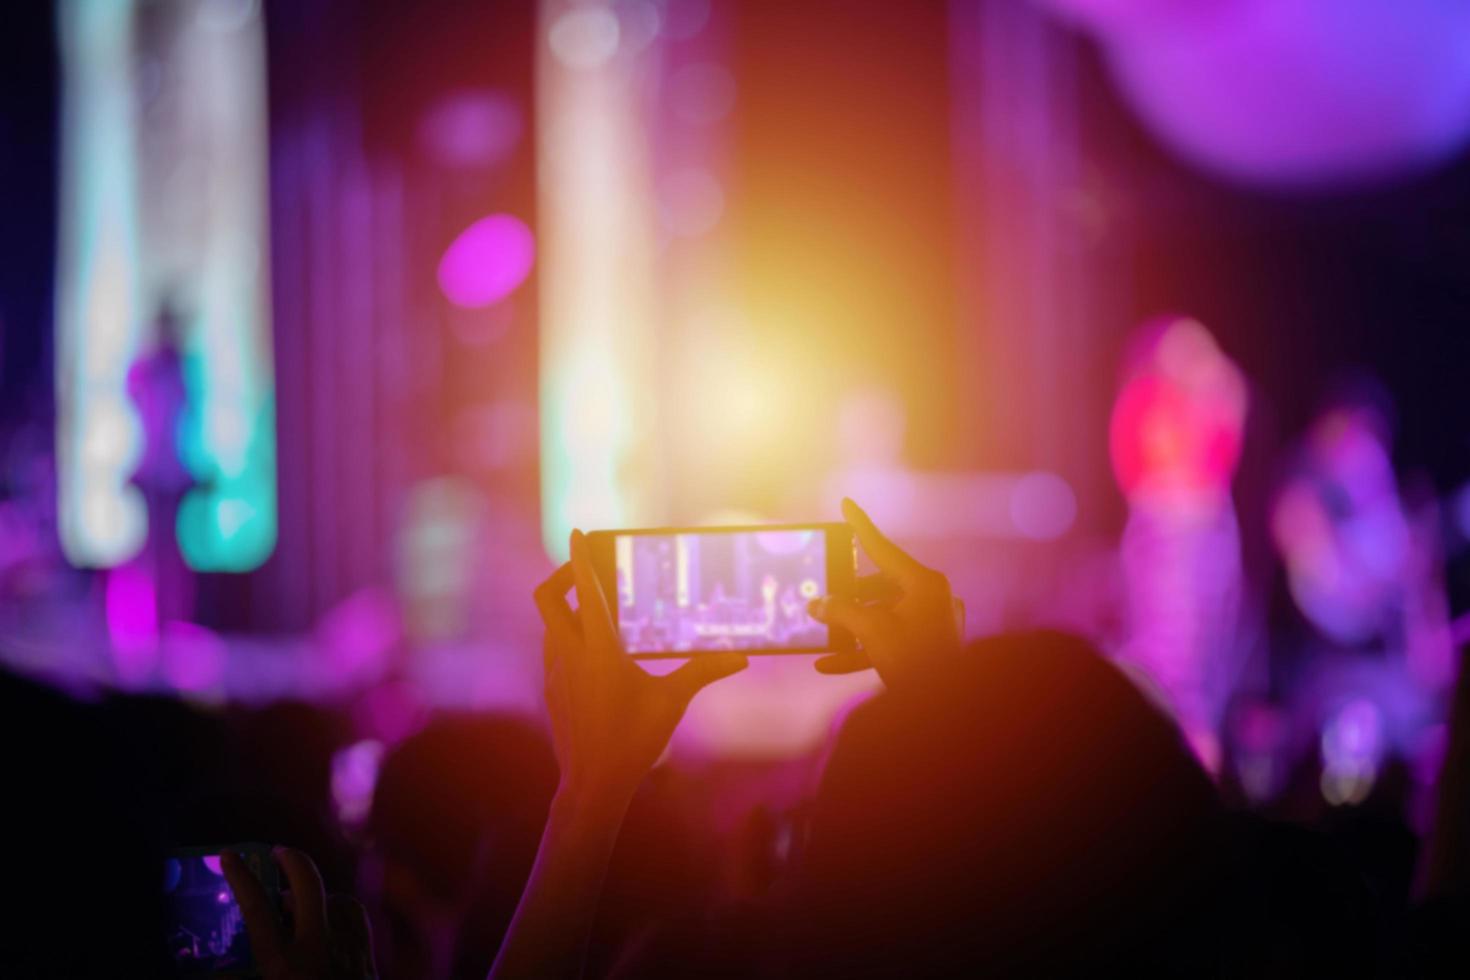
xmin=807 ymin=597 xmax=828 ymax=620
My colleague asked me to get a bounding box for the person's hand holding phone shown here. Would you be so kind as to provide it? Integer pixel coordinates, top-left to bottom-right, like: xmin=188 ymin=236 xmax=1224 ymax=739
xmin=535 ymin=529 xmax=748 ymax=814
xmin=807 ymin=498 xmax=963 ymax=687
xmin=221 ymin=847 xmax=376 ymax=980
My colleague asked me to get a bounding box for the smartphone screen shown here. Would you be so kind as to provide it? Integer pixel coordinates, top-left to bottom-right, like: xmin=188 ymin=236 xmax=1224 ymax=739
xmin=594 ymin=525 xmax=855 ymax=656
xmin=164 ymin=846 xmax=275 ymax=975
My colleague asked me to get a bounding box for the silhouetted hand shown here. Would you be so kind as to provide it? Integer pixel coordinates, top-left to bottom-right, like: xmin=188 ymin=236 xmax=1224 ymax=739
xmin=534 ymin=529 xmax=748 ymax=812
xmin=221 ymin=847 xmax=376 ymax=980
xmin=808 ymin=497 xmax=963 ymax=686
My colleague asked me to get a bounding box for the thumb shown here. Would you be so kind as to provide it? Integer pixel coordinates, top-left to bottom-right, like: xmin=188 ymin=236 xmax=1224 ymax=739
xmin=220 ymin=851 xmax=284 ymax=968
xmin=666 ymin=652 xmax=748 ymax=702
xmin=813 ymin=650 xmax=871 ymax=675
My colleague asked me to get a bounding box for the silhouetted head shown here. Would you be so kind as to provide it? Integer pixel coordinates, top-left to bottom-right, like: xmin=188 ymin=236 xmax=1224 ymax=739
xmin=365 ymin=714 xmax=557 ymax=979
xmin=797 ymin=631 xmax=1224 ymax=977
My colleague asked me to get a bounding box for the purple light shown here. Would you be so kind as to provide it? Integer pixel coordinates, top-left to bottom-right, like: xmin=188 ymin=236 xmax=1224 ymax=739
xmin=437 ymin=214 xmax=535 ymax=309
xmin=160 ymin=621 xmax=227 ymax=693
xmin=418 ymin=90 xmax=522 ymax=169
xmin=331 ymin=739 xmax=385 ymax=827
xmin=107 ymin=565 xmax=160 ymax=685
xmin=202 ymin=855 xmax=224 ymax=875
xmin=106 ymin=565 xmax=158 ymax=650
xmin=1030 ymin=0 xmax=1470 ymax=187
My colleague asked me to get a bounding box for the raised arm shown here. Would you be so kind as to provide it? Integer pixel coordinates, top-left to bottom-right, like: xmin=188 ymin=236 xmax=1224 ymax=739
xmin=489 ymin=530 xmax=746 ymax=980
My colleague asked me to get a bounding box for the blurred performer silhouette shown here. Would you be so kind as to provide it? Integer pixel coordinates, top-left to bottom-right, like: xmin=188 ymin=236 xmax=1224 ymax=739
xmin=118 ymin=305 xmax=195 ymax=663
xmin=1110 ymin=316 xmax=1250 ymax=770
xmin=1271 ymin=383 xmax=1456 ymax=808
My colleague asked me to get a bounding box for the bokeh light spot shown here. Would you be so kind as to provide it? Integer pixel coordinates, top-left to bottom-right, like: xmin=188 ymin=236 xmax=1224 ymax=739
xmin=437 ymin=214 xmax=536 ymax=309
xmin=549 ymin=8 xmax=621 ymax=71
xmin=1009 ymin=471 xmax=1078 ymax=540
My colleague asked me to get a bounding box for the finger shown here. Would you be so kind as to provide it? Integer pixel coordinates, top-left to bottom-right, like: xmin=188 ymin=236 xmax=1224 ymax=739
xmin=569 ymin=530 xmax=622 ymax=655
xmin=327 ymin=894 xmax=376 ymax=976
xmin=813 ymin=651 xmax=871 ymax=675
xmin=842 ymin=498 xmax=931 ymax=588
xmin=534 ymin=562 xmax=578 ymax=636
xmin=855 ymin=573 xmax=900 ymax=603
xmin=808 ymin=596 xmax=890 ymax=648
xmin=665 ymin=653 xmax=748 ymax=702
xmin=273 ymin=847 xmax=328 ymax=944
xmin=221 ymin=851 xmax=284 ymax=966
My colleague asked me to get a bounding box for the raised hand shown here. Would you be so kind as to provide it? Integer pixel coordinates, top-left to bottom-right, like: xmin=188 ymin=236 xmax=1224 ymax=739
xmin=534 ymin=529 xmax=748 ymax=812
xmin=807 ymin=497 xmax=963 ymax=686
xmin=221 ymin=847 xmax=376 ymax=980
xmin=489 ymin=532 xmax=748 ymax=980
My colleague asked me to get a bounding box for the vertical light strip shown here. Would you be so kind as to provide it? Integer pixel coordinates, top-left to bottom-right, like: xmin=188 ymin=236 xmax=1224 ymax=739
xmin=55 ymin=0 xmax=147 ymax=568
xmin=166 ymin=0 xmax=277 ymax=571
xmin=537 ymin=0 xmax=661 ymax=561
xmin=56 ymin=0 xmax=277 ymax=573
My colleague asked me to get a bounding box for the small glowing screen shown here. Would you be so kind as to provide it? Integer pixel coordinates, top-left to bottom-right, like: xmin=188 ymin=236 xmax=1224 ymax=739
xmin=162 ymin=855 xmax=252 ymax=973
xmin=614 ymin=530 xmax=828 ymax=653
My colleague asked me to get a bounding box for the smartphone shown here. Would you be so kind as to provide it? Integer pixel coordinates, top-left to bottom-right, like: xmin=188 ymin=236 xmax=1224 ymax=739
xmin=587 ymin=523 xmax=857 ymax=658
xmin=163 ymin=844 xmax=278 ymax=977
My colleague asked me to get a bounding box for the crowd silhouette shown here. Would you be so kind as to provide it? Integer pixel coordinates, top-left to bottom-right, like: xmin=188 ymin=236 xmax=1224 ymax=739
xmin=1 ymin=497 xmax=1466 ymax=978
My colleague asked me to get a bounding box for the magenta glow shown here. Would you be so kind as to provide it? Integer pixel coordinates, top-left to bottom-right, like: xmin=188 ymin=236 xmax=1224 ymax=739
xmin=436 ymin=214 xmax=536 ymax=309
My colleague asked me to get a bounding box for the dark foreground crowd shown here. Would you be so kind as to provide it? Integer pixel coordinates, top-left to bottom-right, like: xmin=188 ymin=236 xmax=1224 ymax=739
xmin=2 ymin=500 xmax=1467 ymax=978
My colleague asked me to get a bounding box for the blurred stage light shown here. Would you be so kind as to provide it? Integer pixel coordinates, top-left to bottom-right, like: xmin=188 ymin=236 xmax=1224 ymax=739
xmin=1320 ymin=698 xmax=1384 ymax=806
xmin=159 ymin=620 xmax=228 ymax=694
xmin=1110 ymin=317 xmax=1246 ymax=504
xmin=106 ymin=563 xmax=159 ymax=685
xmin=1008 ymin=471 xmax=1078 ymax=541
xmin=549 ymin=7 xmax=621 ymax=70
xmin=56 ymin=0 xmax=277 ymax=572
xmin=418 ymin=90 xmax=523 ymax=169
xmin=331 ymin=739 xmax=385 ymax=828
xmin=55 ymin=0 xmax=147 ymax=567
xmin=437 ymin=214 xmax=536 ymax=308
xmin=1030 ymin=0 xmax=1470 ymax=187
xmin=619 ymin=0 xmax=663 ymax=55
xmin=395 ymin=477 xmax=487 ymax=641
xmin=539 ymin=0 xmax=662 ymax=560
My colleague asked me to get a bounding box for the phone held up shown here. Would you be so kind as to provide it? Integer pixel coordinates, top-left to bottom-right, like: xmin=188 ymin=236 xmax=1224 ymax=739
xmin=163 ymin=843 xmax=278 ymax=977
xmin=586 ymin=523 xmax=857 ymax=659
